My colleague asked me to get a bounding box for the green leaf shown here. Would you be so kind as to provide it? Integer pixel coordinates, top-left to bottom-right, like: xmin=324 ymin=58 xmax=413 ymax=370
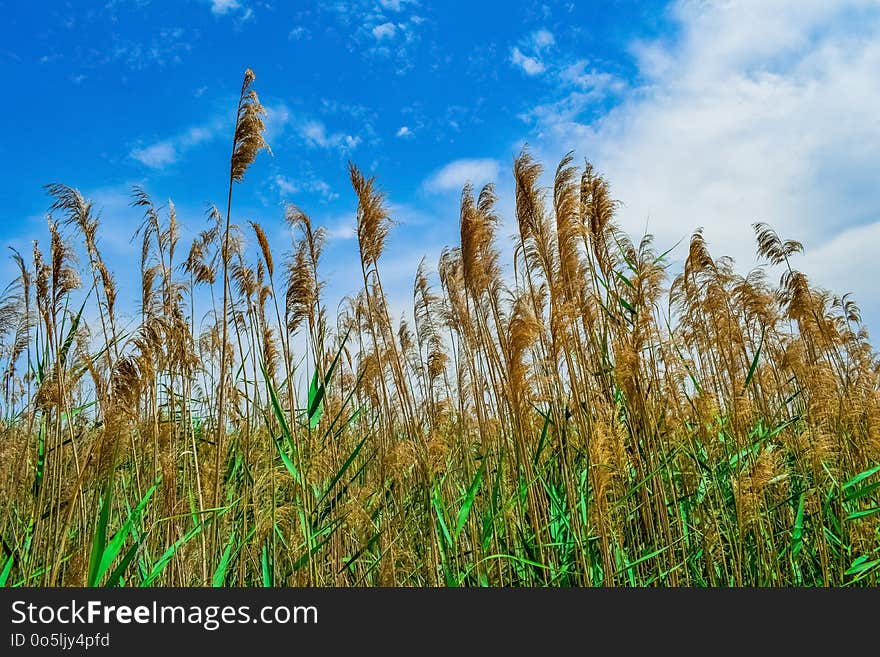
xmin=791 ymin=492 xmax=805 ymax=558
xmin=845 ymin=479 xmax=880 ymax=502
xmin=614 ymin=270 xmax=636 ymax=290
xmin=263 ymin=365 xmax=294 ymax=450
xmin=461 ymin=553 xmax=551 ymax=584
xmin=316 ymin=433 xmax=368 ymax=510
xmin=652 ymin=239 xmax=683 ymax=266
xmin=262 ymin=365 xmax=303 ymax=486
xmin=845 ymin=555 xmax=880 ymax=577
xmin=846 ymin=507 xmax=880 ymax=521
xmin=261 ymin=542 xmax=273 ymax=587
xmin=431 ymin=484 xmax=453 ymax=548
xmin=33 ymin=418 xmax=46 ymax=496
xmin=842 ymin=463 xmax=880 ymax=491
xmin=104 ymin=540 xmax=142 ymax=588
xmin=0 ymin=553 xmax=14 ymax=587
xmin=213 ymin=532 xmax=237 ymax=587
xmin=481 ymin=459 xmax=503 ymax=553
xmin=306 ymin=326 xmax=351 ymax=431
xmin=455 ymin=462 xmax=485 ymax=541
xmin=95 ymin=482 xmax=158 ymax=586
xmin=613 ymin=544 xmax=670 ymax=576
xmin=272 ymin=435 xmax=302 ymax=485
xmin=87 ymin=478 xmax=114 ymax=587
xmin=139 ymin=522 xmax=204 ymax=587
xmin=307 ymin=370 xmax=324 ymax=430
xmin=59 ymin=291 xmax=91 ymax=369
xmin=340 ymin=531 xmax=382 ymax=573
xmin=617 ymin=295 xmax=637 ymax=316
xmin=743 ymin=328 xmax=764 ymax=391
xmin=532 ymin=408 xmax=552 ymax=467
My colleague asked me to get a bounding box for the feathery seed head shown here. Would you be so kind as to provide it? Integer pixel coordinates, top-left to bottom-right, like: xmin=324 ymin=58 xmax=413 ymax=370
xmin=230 ymin=69 xmax=270 ymax=184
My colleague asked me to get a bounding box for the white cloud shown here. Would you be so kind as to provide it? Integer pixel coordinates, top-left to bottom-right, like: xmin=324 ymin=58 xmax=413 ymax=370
xmin=298 ymin=119 xmax=360 ymax=151
xmin=511 ymin=47 xmax=545 ymax=76
xmin=107 ymin=28 xmax=192 ymax=71
xmin=510 ymin=29 xmax=555 ymax=76
xmin=313 ymin=181 xmax=338 ymax=200
xmin=396 ymin=126 xmax=413 ymax=138
xmin=532 ymin=29 xmax=555 ymax=50
xmin=526 ymin=0 xmax=880 ymax=331
xmin=211 ymin=0 xmax=241 ymax=15
xmin=289 ymin=26 xmax=310 ymax=40
xmin=130 ymin=141 xmax=177 ymax=168
xmin=558 ymin=60 xmax=625 ymax=95
xmin=273 ymin=175 xmax=298 ymax=197
xmin=372 ymin=22 xmax=397 ymax=40
xmin=129 ymin=115 xmax=226 ymax=170
xmin=423 ymin=158 xmax=501 ymax=193
xmin=263 ymin=102 xmax=292 ymax=141
xmin=326 ymin=221 xmax=357 ymax=241
xmin=300 ymin=121 xmax=332 ymax=147
xmin=389 ymin=202 xmax=435 ymax=227
xmin=319 ymin=2 xmax=423 ymax=72
xmin=378 ymin=0 xmax=414 ymax=11
xmin=272 ymin=174 xmax=338 ymax=201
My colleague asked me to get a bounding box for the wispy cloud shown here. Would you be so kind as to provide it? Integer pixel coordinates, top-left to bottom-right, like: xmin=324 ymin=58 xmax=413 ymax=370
xmin=300 ymin=213 xmax=357 ymax=243
xmin=298 ymin=119 xmax=361 ymax=151
xmin=378 ymin=0 xmax=416 ymax=11
xmin=558 ymin=60 xmax=625 ymax=95
xmin=511 ymin=47 xmax=545 ymax=76
xmin=325 ymin=220 xmax=356 ymax=241
xmin=366 ymin=17 xmax=422 ymax=71
xmin=388 ymin=202 xmax=434 ymax=227
xmin=531 ymin=29 xmax=554 ymax=50
xmin=319 ymin=1 xmax=425 ymax=73
xmin=207 ymin=0 xmax=254 ymax=24
xmin=423 ymin=158 xmax=501 ymax=193
xmin=129 ymin=117 xmax=226 ymax=169
xmin=372 ymin=22 xmax=397 ymax=40
xmin=1 ymin=49 xmax=22 ymax=63
xmin=395 ymin=126 xmax=413 ymax=138
xmin=289 ymin=26 xmax=311 ymax=40
xmin=263 ymin=102 xmax=293 ymax=142
xmin=128 ymin=98 xmax=292 ymax=172
xmin=258 ymin=101 xmax=362 ymax=153
xmin=210 ymin=0 xmax=241 ymax=15
xmin=272 ymin=174 xmax=339 ymax=202
xmin=510 ymin=28 xmax=555 ymax=76
xmin=130 ymin=141 xmax=178 ymax=168
xmin=108 ymin=27 xmax=193 ymax=70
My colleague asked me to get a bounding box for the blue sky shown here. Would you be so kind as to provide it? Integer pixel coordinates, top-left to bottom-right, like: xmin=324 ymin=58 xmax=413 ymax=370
xmin=2 ymin=0 xmax=879 ymax=334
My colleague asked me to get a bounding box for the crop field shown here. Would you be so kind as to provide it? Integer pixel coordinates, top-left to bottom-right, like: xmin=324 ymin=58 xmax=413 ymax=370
xmin=0 ymin=70 xmax=878 ymax=587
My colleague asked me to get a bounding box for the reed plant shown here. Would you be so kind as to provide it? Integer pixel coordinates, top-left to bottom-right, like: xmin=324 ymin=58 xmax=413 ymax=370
xmin=0 ymin=69 xmax=877 ymax=587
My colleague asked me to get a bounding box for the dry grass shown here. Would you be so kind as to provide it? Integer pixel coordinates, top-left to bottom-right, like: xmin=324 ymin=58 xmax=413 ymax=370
xmin=0 ymin=70 xmax=878 ymax=587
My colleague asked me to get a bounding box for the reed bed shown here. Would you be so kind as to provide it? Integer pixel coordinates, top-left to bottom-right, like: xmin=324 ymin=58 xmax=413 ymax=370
xmin=0 ymin=69 xmax=878 ymax=587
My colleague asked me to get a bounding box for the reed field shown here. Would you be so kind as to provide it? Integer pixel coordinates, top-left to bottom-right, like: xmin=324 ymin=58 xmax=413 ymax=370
xmin=1 ymin=70 xmax=878 ymax=587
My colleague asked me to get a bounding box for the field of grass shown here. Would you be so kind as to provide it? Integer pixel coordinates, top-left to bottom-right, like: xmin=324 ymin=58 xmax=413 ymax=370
xmin=1 ymin=70 xmax=878 ymax=587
